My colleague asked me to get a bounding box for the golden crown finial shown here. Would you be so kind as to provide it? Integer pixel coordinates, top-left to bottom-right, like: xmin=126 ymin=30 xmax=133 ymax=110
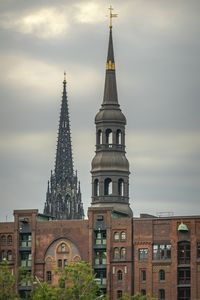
xmin=107 ymin=5 xmax=118 ymax=29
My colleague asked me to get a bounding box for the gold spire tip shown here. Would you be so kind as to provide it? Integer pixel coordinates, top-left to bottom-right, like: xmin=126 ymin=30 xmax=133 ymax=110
xmin=107 ymin=5 xmax=118 ymax=29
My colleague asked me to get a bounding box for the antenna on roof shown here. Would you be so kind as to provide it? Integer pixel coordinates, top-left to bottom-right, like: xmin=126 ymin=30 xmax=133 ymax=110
xmin=156 ymin=212 xmax=174 ymax=218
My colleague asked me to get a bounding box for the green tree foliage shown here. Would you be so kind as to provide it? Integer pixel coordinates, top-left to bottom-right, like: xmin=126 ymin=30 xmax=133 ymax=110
xmin=32 ymin=261 xmax=106 ymax=300
xmin=58 ymin=261 xmax=100 ymax=299
xmin=31 ymin=282 xmax=60 ymax=300
xmin=0 ymin=260 xmax=19 ymax=300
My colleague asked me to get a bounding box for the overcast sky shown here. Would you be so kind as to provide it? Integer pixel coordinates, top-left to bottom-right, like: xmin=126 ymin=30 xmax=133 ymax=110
xmin=0 ymin=0 xmax=200 ymax=221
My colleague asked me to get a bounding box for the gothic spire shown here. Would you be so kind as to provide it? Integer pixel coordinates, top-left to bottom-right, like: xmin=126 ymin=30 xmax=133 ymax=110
xmin=44 ymin=74 xmax=84 ymax=220
xmin=55 ymin=72 xmax=74 ymax=181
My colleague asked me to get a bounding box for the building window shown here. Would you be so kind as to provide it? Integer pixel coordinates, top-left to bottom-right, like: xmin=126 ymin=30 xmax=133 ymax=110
xmin=139 ymin=248 xmax=148 ymax=261
xmin=114 ymin=248 xmax=120 ymax=260
xmin=95 ymin=231 xmax=106 ymax=245
xmin=117 ymin=270 xmax=123 ymax=281
xmin=97 ymin=130 xmax=102 ymax=145
xmin=178 ymin=268 xmax=190 ymax=285
xmin=114 ymin=232 xmax=119 ymax=241
xmin=105 ymin=128 xmax=112 ymax=144
xmin=94 ymin=251 xmax=106 ymax=265
xmin=141 ymin=270 xmax=146 ymax=282
xmin=120 ymin=248 xmax=126 ymax=260
xmin=178 ymin=287 xmax=190 ymax=300
xmin=1 ymin=235 xmax=6 ymax=246
xmin=7 ymin=235 xmax=12 ymax=246
xmin=178 ymin=242 xmax=190 ymax=264
xmin=104 ymin=178 xmax=112 ymax=195
xmin=7 ymin=250 xmax=12 ymax=261
xmin=118 ymin=179 xmax=124 ymax=196
xmin=94 ymin=179 xmax=99 ymax=196
xmin=117 ymin=290 xmax=123 ymax=299
xmin=1 ymin=250 xmax=6 ymax=261
xmin=153 ymin=244 xmax=171 ymax=260
xmin=159 ymin=269 xmax=165 ymax=281
xmin=197 ymin=242 xmax=200 ymax=258
xmin=61 ymin=243 xmax=66 ymax=252
xmin=63 ymin=259 xmax=67 ymax=267
xmin=121 ymin=231 xmax=126 ymax=241
xmin=46 ymin=271 xmax=52 ymax=283
xmin=141 ymin=289 xmax=146 ymax=296
xmin=159 ymin=289 xmax=165 ymax=300
xmin=57 ymin=243 xmax=69 ymax=254
xmin=57 ymin=259 xmax=62 ymax=268
xmin=116 ymin=129 xmax=122 ymax=145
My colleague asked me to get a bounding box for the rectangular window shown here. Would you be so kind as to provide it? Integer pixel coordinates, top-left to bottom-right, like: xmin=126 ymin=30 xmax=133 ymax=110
xmin=141 ymin=270 xmax=146 ymax=282
xmin=178 ymin=242 xmax=190 ymax=264
xmin=153 ymin=244 xmax=171 ymax=260
xmin=141 ymin=289 xmax=146 ymax=296
xmin=139 ymin=248 xmax=148 ymax=261
xmin=95 ymin=231 xmax=106 ymax=245
xmin=178 ymin=268 xmax=190 ymax=285
xmin=159 ymin=289 xmax=165 ymax=300
xmin=178 ymin=287 xmax=190 ymax=300
xmin=117 ymin=290 xmax=123 ymax=299
xmin=46 ymin=271 xmax=52 ymax=283
xmin=197 ymin=242 xmax=200 ymax=258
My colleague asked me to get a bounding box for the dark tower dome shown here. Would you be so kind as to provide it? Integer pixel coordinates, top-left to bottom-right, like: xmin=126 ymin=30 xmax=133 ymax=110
xmin=90 ymin=24 xmax=133 ymax=218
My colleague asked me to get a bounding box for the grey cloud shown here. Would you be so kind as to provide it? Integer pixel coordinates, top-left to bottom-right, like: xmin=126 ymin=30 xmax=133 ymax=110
xmin=0 ymin=0 xmax=200 ymax=220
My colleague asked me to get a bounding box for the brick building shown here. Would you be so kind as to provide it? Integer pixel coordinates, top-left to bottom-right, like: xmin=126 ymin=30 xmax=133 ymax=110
xmin=0 ymin=22 xmax=200 ymax=300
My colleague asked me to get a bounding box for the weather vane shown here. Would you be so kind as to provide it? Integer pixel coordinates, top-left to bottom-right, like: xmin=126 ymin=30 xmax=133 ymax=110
xmin=64 ymin=71 xmax=66 ymax=82
xmin=107 ymin=5 xmax=118 ymax=29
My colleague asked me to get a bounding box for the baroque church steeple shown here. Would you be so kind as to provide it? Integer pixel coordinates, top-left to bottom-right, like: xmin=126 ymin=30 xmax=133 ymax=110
xmin=91 ymin=16 xmax=133 ymax=217
xmin=44 ymin=73 xmax=84 ymax=220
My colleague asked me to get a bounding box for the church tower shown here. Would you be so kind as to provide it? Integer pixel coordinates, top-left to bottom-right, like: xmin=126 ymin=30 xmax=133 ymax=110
xmin=44 ymin=74 xmax=84 ymax=220
xmin=91 ymin=18 xmax=133 ymax=218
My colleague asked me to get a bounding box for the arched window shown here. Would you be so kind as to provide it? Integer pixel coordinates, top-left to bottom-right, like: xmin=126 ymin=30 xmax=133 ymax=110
xmin=1 ymin=250 xmax=6 ymax=261
xmin=7 ymin=250 xmax=12 ymax=261
xmin=57 ymin=243 xmax=69 ymax=253
xmin=7 ymin=235 xmax=12 ymax=246
xmin=94 ymin=179 xmax=99 ymax=196
xmin=114 ymin=232 xmax=119 ymax=241
xmin=118 ymin=179 xmax=124 ymax=196
xmin=121 ymin=232 xmax=126 ymax=241
xmin=159 ymin=269 xmax=165 ymax=281
xmin=117 ymin=270 xmax=123 ymax=281
xmin=104 ymin=178 xmax=112 ymax=195
xmin=114 ymin=248 xmax=120 ymax=260
xmin=1 ymin=235 xmax=6 ymax=246
xmin=97 ymin=130 xmax=102 ymax=145
xmin=116 ymin=129 xmax=122 ymax=145
xmin=120 ymin=247 xmax=126 ymax=260
xmin=57 ymin=259 xmax=62 ymax=268
xmin=105 ymin=129 xmax=112 ymax=144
